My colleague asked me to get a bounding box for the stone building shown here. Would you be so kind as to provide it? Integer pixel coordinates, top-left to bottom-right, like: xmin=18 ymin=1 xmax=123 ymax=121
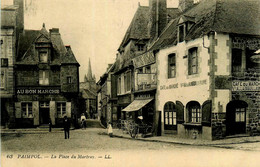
xmin=1 ymin=0 xmax=24 ymax=128
xmin=97 ymin=63 xmax=117 ymax=126
xmin=15 ymin=24 xmax=80 ymax=127
xmin=151 ymin=0 xmax=260 ymax=139
xmin=80 ymin=59 xmax=97 ymax=119
xmin=113 ymin=0 xmax=180 ymax=130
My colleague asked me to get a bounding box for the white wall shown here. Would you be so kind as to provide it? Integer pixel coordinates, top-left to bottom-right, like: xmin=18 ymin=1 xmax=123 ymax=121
xmin=156 ymin=37 xmax=211 ymax=120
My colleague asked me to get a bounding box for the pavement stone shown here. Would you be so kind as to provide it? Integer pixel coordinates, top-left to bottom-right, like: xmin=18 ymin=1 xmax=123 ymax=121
xmin=112 ymin=129 xmax=260 ymax=147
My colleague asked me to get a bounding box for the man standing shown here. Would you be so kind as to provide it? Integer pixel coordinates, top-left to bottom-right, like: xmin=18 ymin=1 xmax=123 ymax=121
xmin=63 ymin=116 xmax=70 ymax=139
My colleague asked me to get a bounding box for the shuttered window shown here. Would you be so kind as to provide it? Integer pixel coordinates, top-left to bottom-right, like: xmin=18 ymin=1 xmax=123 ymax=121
xmin=188 ymin=48 xmax=198 ymax=75
xmin=57 ymin=102 xmax=66 ymax=117
xmin=164 ymin=102 xmax=177 ymax=130
xmin=21 ymin=102 xmax=33 ymax=118
xmin=168 ymin=54 xmax=176 ymax=78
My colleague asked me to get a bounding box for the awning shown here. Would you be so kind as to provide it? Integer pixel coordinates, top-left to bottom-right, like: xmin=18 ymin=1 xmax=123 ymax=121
xmin=122 ymin=98 xmax=153 ymax=112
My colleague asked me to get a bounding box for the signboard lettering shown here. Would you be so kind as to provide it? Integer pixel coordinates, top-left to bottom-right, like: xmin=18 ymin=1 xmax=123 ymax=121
xmin=232 ymin=81 xmax=260 ymax=91
xmin=17 ymin=89 xmax=60 ymax=95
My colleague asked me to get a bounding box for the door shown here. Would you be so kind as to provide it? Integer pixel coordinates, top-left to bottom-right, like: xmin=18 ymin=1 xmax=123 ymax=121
xmin=40 ymin=108 xmax=50 ymax=124
xmin=226 ymin=100 xmax=247 ymax=136
xmin=39 ymin=101 xmax=50 ymax=124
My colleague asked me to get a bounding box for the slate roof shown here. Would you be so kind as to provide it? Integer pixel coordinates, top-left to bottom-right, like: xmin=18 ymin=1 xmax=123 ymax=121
xmin=81 ymin=88 xmax=97 ymax=99
xmin=1 ymin=6 xmax=18 ymax=28
xmin=118 ymin=6 xmax=181 ymax=51
xmin=150 ymin=0 xmax=260 ymax=51
xmin=16 ymin=26 xmax=79 ymax=66
xmin=62 ymin=46 xmax=79 ymax=65
xmin=132 ymin=51 xmax=155 ymax=68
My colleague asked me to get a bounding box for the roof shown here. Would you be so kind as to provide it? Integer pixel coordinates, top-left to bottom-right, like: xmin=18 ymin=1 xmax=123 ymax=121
xmin=16 ymin=25 xmax=79 ymax=65
xmin=150 ymin=0 xmax=260 ymax=51
xmin=62 ymin=46 xmax=79 ymax=65
xmin=81 ymin=88 xmax=97 ymax=99
xmin=132 ymin=51 xmax=155 ymax=68
xmin=1 ymin=6 xmax=18 ymax=28
xmin=118 ymin=6 xmax=181 ymax=51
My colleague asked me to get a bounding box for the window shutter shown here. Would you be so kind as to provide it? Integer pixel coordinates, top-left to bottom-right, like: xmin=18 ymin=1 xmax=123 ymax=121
xmin=202 ymin=100 xmax=212 ymax=126
xmin=188 ymin=52 xmax=191 ymax=75
xmin=176 ymin=101 xmax=184 ymax=123
xmin=50 ymin=101 xmax=56 ymax=125
xmin=45 ymin=71 xmax=49 ymax=85
xmin=66 ymin=102 xmax=71 ymax=118
xmin=15 ymin=102 xmax=21 ymax=118
xmin=33 ymin=101 xmax=39 ymax=125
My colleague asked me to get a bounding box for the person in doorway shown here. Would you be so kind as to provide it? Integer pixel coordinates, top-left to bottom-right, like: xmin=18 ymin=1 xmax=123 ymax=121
xmin=63 ymin=116 xmax=70 ymax=139
xmin=107 ymin=122 xmax=113 ymax=137
xmin=49 ymin=118 xmax=52 ymax=132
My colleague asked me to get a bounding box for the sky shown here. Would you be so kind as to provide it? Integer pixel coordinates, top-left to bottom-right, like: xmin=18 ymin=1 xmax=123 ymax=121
xmin=1 ymin=0 xmax=179 ymax=82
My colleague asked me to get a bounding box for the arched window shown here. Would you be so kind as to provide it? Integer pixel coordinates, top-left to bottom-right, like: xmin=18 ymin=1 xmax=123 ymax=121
xmin=164 ymin=102 xmax=177 ymax=130
xmin=186 ymin=101 xmax=201 ymax=123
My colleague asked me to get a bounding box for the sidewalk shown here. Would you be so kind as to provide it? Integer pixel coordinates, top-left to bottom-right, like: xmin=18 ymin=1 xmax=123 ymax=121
xmin=112 ymin=129 xmax=260 ymax=147
xmin=0 ymin=128 xmax=65 ymax=134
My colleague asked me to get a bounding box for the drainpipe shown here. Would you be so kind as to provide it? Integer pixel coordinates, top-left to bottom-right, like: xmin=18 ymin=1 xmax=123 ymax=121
xmin=208 ymin=31 xmax=216 ymax=140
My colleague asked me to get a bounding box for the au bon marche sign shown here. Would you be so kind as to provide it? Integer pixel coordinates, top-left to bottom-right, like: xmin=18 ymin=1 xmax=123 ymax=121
xmin=17 ymin=88 xmax=60 ymax=95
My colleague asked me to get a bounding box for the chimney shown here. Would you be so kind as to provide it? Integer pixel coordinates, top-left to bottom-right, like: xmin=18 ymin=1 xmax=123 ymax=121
xmin=148 ymin=0 xmax=167 ymax=41
xmin=178 ymin=0 xmax=194 ymax=12
xmin=49 ymin=28 xmax=60 ymax=34
xmin=13 ymin=0 xmax=24 ymax=32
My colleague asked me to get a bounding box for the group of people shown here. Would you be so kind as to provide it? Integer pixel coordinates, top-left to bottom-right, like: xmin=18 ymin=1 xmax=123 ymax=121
xmin=48 ymin=113 xmax=114 ymax=139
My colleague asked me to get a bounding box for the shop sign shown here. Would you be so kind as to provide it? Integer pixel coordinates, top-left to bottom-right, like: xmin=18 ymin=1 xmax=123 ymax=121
xmin=16 ymin=88 xmax=60 ymax=95
xmin=160 ymin=79 xmax=207 ymax=90
xmin=232 ymin=81 xmax=260 ymax=91
xmin=232 ymin=37 xmax=260 ymax=50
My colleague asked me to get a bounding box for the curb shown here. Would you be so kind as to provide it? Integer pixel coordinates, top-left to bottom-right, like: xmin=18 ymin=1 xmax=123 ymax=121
xmin=111 ymin=133 xmax=260 ymax=147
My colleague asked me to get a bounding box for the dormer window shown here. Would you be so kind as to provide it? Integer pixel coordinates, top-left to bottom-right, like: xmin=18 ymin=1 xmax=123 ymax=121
xmin=39 ymin=52 xmax=48 ymax=63
xmin=178 ymin=25 xmax=185 ymax=43
xmin=137 ymin=44 xmax=145 ymax=51
xmin=178 ymin=16 xmax=195 ymax=43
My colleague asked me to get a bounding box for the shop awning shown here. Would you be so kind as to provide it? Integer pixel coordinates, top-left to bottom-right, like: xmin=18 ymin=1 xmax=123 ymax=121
xmin=122 ymin=98 xmax=153 ymax=112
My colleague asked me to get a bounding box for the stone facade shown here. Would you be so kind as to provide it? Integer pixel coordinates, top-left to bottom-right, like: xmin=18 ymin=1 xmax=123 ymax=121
xmin=14 ymin=25 xmax=80 ymax=128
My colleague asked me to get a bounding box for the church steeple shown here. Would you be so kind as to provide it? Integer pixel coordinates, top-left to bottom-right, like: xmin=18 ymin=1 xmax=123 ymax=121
xmin=87 ymin=58 xmax=94 ymax=81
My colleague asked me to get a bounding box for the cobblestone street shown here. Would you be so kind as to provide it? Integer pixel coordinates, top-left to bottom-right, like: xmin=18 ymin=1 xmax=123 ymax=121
xmin=1 ymin=127 xmax=260 ymax=167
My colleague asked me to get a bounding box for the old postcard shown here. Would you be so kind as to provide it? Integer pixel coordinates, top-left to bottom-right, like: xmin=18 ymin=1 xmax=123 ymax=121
xmin=1 ymin=0 xmax=260 ymax=166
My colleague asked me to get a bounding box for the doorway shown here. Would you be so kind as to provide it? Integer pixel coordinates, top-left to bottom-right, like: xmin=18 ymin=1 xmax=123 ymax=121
xmin=226 ymin=100 xmax=248 ymax=136
xmin=39 ymin=101 xmax=50 ymax=124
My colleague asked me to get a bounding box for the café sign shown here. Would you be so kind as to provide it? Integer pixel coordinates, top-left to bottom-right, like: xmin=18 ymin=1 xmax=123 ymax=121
xmin=232 ymin=81 xmax=260 ymax=91
xmin=17 ymin=88 xmax=60 ymax=95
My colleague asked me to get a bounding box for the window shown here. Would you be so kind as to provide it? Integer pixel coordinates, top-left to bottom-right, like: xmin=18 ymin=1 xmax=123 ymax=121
xmin=137 ymin=44 xmax=144 ymax=51
xmin=0 ymin=71 xmax=5 ymax=89
xmin=40 ymin=101 xmax=49 ymax=108
xmin=138 ymin=68 xmax=143 ymax=74
xmin=117 ymin=76 xmax=121 ymax=94
xmin=188 ymin=47 xmax=198 ymax=75
xmin=187 ymin=101 xmax=201 ymax=123
xmin=168 ymin=54 xmax=176 ymax=78
xmin=57 ymin=102 xmax=66 ymax=117
xmin=67 ymin=76 xmax=72 ymax=84
xmin=1 ymin=58 xmax=8 ymax=67
xmin=235 ymin=108 xmax=245 ymax=122
xmin=126 ymin=72 xmax=131 ymax=92
xmin=39 ymin=52 xmax=48 ymax=63
xmin=145 ymin=66 xmax=151 ymax=73
xmin=22 ymin=102 xmax=33 ymax=118
xmin=232 ymin=49 xmax=242 ymax=72
xmin=39 ymin=70 xmax=49 ymax=85
xmin=178 ymin=25 xmax=185 ymax=42
xmin=164 ymin=102 xmax=177 ymax=130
